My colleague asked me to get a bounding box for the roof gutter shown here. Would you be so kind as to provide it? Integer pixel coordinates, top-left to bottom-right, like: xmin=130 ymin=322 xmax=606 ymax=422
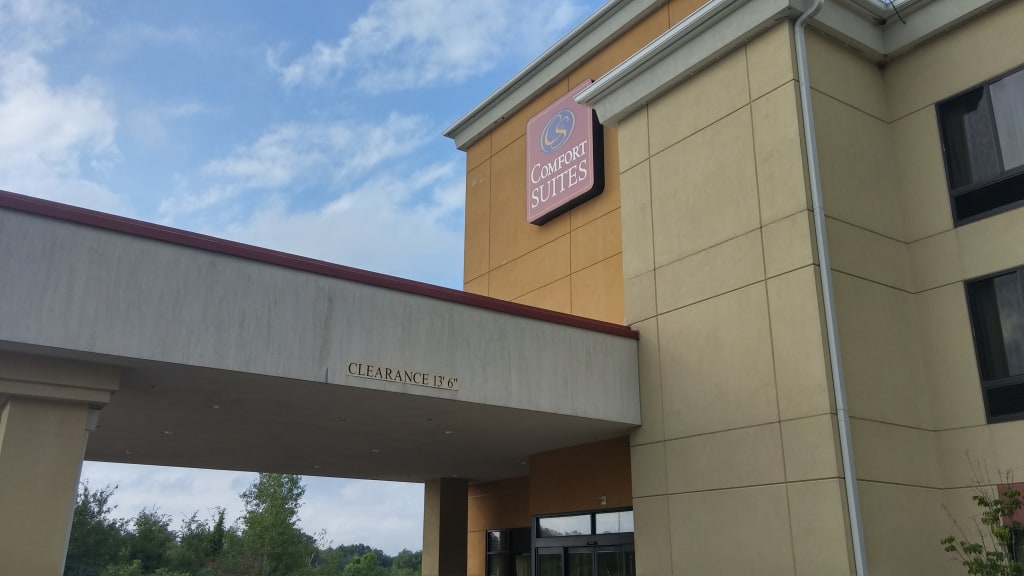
xmin=795 ymin=1 xmax=869 ymax=574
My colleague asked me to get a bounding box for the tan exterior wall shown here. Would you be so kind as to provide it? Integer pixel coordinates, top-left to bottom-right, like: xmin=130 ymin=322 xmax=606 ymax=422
xmin=612 ymin=3 xmax=1024 ymax=573
xmin=617 ymin=21 xmax=858 ymax=575
xmin=803 ymin=1 xmax=1024 ymax=572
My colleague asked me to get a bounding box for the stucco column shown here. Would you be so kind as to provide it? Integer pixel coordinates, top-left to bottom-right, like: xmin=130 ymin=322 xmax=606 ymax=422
xmin=0 ymin=352 xmax=118 ymax=575
xmin=422 ymin=477 xmax=468 ymax=576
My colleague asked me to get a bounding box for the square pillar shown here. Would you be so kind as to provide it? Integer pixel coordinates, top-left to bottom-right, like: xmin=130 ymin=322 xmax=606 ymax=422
xmin=0 ymin=397 xmax=94 ymax=575
xmin=422 ymin=478 xmax=469 ymax=576
xmin=0 ymin=352 xmax=118 ymax=575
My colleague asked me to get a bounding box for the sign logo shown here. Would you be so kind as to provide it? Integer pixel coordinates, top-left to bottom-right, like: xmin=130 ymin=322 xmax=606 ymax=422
xmin=541 ymin=109 xmax=575 ymax=153
xmin=525 ymin=80 xmax=604 ymax=225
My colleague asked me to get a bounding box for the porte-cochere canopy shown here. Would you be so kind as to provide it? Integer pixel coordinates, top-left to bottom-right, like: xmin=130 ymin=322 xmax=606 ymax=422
xmin=0 ymin=190 xmax=640 ymax=483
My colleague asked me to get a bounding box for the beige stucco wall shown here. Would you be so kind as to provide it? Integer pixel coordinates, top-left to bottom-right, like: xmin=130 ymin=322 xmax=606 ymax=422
xmin=619 ymin=4 xmax=1024 ymax=573
xmin=617 ymin=21 xmax=856 ymax=576
xmin=806 ymin=1 xmax=1024 ymax=572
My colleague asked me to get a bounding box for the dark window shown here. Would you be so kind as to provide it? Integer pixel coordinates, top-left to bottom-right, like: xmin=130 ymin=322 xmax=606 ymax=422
xmin=967 ymin=267 xmax=1024 ymax=421
xmin=486 ymin=527 xmax=531 ymax=576
xmin=938 ymin=66 xmax=1024 ymax=224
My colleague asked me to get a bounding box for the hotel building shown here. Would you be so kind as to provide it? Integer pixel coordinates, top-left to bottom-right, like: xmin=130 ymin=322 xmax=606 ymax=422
xmin=1 ymin=1 xmax=1024 ymax=575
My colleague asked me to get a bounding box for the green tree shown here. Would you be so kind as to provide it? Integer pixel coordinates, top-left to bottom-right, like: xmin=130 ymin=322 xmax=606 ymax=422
xmin=341 ymin=552 xmax=387 ymax=576
xmin=98 ymin=561 xmax=191 ymax=576
xmin=65 ymin=484 xmax=128 ymax=576
xmin=238 ymin=473 xmax=313 ymax=575
xmin=390 ymin=549 xmax=421 ymax=576
xmin=943 ymin=484 xmax=1024 ymax=575
xmin=170 ymin=508 xmax=227 ymax=575
xmin=125 ymin=508 xmax=176 ymax=573
xmin=98 ymin=560 xmax=143 ymax=576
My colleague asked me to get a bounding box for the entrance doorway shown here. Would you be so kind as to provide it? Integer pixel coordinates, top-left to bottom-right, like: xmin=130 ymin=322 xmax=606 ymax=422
xmin=533 ymin=510 xmax=635 ymax=576
xmin=537 ymin=544 xmax=635 ymax=576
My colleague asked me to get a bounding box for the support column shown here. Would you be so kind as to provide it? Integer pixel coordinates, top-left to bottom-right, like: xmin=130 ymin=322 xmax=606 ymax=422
xmin=0 ymin=352 xmax=118 ymax=575
xmin=422 ymin=478 xmax=469 ymax=576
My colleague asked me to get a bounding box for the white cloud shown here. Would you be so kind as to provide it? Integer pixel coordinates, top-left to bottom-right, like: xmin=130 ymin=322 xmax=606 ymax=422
xmin=0 ymin=52 xmax=123 ymax=212
xmin=0 ymin=0 xmax=84 ymax=53
xmin=160 ymin=112 xmax=434 ymax=217
xmin=158 ymin=109 xmax=461 ymax=285
xmin=0 ymin=0 xmax=126 ymax=213
xmin=204 ymin=124 xmax=325 ymax=189
xmin=79 ymin=463 xmax=254 ymax=529
xmin=217 ymin=162 xmax=464 ymax=287
xmin=269 ymin=0 xmax=590 ymax=91
xmin=126 ymin=100 xmax=208 ymax=148
xmin=302 ymin=477 xmax=423 ymax=554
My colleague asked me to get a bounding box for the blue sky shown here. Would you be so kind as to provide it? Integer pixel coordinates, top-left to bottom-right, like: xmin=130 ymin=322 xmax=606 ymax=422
xmin=1 ymin=0 xmax=605 ymax=555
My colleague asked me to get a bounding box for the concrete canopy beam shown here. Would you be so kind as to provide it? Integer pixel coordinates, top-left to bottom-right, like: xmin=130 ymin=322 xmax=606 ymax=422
xmin=0 ymin=193 xmax=640 ymax=484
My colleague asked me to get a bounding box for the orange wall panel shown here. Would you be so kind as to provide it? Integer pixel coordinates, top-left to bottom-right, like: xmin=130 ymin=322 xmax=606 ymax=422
xmin=489 ymin=235 xmax=571 ymax=301
xmin=571 ymin=254 xmax=625 ymax=324
xmin=669 ymin=0 xmax=706 ymax=25
xmin=468 ymin=476 xmax=531 ymax=532
xmin=467 ymin=530 xmax=486 ymax=576
xmin=528 ymin=436 xmax=633 ymax=517
xmin=571 ymin=209 xmax=623 ymax=273
xmin=465 ymin=160 xmax=491 ymax=282
xmin=570 ymin=128 xmax=621 ymax=230
xmin=513 ymin=277 xmax=572 ymax=314
xmin=488 ymin=137 xmax=571 ymax=270
xmin=467 ymin=477 xmax=531 ymax=576
xmin=466 ymin=133 xmax=491 ymax=172
xmin=463 ymin=273 xmax=488 ymax=296
xmin=569 ymin=7 xmax=670 ymax=86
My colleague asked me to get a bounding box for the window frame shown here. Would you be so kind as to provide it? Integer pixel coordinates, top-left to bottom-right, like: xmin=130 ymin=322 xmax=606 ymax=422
xmin=965 ymin=265 xmax=1024 ymax=423
xmin=936 ymin=63 xmax=1024 ymax=226
xmin=485 ymin=527 xmax=531 ymax=576
xmin=531 ymin=509 xmax=635 ymax=576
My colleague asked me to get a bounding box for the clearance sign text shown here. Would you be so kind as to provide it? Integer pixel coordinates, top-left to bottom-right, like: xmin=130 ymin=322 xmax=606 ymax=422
xmin=347 ymin=362 xmax=459 ymax=391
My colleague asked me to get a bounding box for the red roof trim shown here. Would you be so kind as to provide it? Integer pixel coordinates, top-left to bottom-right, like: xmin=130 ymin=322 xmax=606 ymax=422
xmin=0 ymin=190 xmax=638 ymax=339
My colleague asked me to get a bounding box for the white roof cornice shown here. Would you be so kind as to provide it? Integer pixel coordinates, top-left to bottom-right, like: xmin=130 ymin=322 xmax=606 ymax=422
xmin=576 ymin=0 xmax=1009 ymax=125
xmin=443 ymin=0 xmax=668 ymax=150
xmin=445 ymin=0 xmax=1008 ymax=148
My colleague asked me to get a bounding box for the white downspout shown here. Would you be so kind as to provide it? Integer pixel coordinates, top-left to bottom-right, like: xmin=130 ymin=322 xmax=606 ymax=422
xmin=794 ymin=1 xmax=868 ymax=575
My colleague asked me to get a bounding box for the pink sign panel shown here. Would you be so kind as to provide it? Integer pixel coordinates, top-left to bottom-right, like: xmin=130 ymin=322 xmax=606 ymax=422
xmin=525 ymin=80 xmax=605 ymax=225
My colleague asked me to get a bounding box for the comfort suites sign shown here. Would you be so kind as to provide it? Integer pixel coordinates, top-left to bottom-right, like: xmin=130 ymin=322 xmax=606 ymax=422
xmin=526 ymin=80 xmax=605 ymax=225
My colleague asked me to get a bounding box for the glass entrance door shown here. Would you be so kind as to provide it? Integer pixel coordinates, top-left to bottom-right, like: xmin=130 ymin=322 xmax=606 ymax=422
xmin=596 ymin=546 xmax=635 ymax=576
xmin=536 ymin=545 xmax=635 ymax=576
xmin=567 ymin=547 xmax=593 ymax=576
xmin=537 ymin=548 xmax=563 ymax=576
xmin=532 ymin=510 xmax=635 ymax=576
